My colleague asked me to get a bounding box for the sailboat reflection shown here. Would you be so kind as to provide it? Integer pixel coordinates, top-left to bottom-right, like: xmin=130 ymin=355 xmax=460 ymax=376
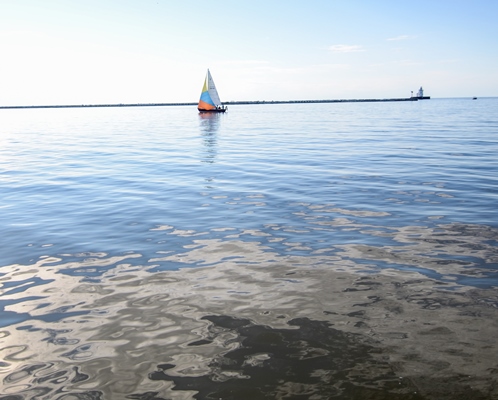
xmin=198 ymin=112 xmax=221 ymax=164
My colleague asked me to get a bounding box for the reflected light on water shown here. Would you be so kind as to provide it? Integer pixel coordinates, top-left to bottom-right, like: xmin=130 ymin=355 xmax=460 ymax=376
xmin=1 ymin=100 xmax=498 ymax=398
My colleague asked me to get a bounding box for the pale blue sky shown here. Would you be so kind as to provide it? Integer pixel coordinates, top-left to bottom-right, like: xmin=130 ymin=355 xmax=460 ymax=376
xmin=1 ymin=0 xmax=497 ymax=105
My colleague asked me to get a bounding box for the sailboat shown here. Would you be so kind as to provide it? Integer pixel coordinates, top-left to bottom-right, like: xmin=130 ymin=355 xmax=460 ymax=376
xmin=198 ymin=69 xmax=227 ymax=113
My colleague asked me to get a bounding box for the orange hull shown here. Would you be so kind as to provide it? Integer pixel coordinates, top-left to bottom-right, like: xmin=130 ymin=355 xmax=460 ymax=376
xmin=198 ymin=99 xmax=216 ymax=111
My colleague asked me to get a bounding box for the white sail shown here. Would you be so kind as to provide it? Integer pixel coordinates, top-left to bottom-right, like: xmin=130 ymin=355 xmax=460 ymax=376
xmin=207 ymin=69 xmax=222 ymax=106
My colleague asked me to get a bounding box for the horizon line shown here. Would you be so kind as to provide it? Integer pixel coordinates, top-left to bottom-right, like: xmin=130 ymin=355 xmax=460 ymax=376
xmin=0 ymin=97 xmax=433 ymax=110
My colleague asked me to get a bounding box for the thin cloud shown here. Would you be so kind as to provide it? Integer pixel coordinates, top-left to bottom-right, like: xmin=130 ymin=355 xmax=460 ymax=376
xmin=329 ymin=44 xmax=364 ymax=53
xmin=387 ymin=35 xmax=417 ymax=41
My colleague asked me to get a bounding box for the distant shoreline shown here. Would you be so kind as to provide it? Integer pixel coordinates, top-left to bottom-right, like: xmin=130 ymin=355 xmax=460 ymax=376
xmin=0 ymin=97 xmax=429 ymax=110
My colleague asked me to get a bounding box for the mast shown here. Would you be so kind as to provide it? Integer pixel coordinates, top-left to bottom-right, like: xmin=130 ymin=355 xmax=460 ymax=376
xmin=206 ymin=69 xmax=222 ymax=106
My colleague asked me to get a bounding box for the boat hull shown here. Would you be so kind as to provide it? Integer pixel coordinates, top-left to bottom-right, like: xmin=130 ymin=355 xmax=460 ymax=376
xmin=198 ymin=108 xmax=227 ymax=113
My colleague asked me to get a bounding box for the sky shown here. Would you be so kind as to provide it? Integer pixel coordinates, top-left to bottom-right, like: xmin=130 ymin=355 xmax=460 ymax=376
xmin=1 ymin=0 xmax=497 ymax=106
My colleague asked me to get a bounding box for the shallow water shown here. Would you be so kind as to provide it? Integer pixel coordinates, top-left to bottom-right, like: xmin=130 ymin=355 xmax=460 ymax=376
xmin=1 ymin=99 xmax=498 ymax=398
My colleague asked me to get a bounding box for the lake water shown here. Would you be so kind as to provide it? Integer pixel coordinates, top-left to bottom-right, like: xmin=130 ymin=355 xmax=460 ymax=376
xmin=1 ymin=99 xmax=498 ymax=399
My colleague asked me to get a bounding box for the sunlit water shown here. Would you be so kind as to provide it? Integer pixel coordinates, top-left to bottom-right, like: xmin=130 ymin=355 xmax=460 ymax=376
xmin=1 ymin=99 xmax=498 ymax=399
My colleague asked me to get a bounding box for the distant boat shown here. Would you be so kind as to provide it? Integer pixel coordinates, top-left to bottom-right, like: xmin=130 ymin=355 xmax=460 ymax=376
xmin=198 ymin=69 xmax=227 ymax=113
xmin=473 ymin=97 xmax=477 ymax=100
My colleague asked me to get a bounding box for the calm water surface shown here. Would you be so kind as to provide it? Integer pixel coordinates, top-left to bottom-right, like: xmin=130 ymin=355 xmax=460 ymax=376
xmin=1 ymin=99 xmax=498 ymax=399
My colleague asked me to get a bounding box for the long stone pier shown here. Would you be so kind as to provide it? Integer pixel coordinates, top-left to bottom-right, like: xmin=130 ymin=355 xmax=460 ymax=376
xmin=0 ymin=97 xmax=429 ymax=110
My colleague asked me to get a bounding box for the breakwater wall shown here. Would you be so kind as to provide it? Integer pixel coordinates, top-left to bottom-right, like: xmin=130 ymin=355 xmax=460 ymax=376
xmin=225 ymin=97 xmax=428 ymax=105
xmin=0 ymin=102 xmax=197 ymax=110
xmin=0 ymin=97 xmax=428 ymax=110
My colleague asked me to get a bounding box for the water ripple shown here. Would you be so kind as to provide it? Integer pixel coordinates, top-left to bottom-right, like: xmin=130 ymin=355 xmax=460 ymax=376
xmin=1 ymin=100 xmax=498 ymax=398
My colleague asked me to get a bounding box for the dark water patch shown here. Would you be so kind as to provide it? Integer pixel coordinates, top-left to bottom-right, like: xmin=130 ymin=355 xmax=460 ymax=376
xmin=125 ymin=392 xmax=166 ymax=400
xmin=188 ymin=339 xmax=213 ymax=347
xmin=149 ymin=315 xmax=423 ymax=399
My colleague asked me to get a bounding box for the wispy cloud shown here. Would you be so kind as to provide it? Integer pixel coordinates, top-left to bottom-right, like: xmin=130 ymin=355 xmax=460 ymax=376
xmin=329 ymin=44 xmax=364 ymax=53
xmin=387 ymin=35 xmax=416 ymax=41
